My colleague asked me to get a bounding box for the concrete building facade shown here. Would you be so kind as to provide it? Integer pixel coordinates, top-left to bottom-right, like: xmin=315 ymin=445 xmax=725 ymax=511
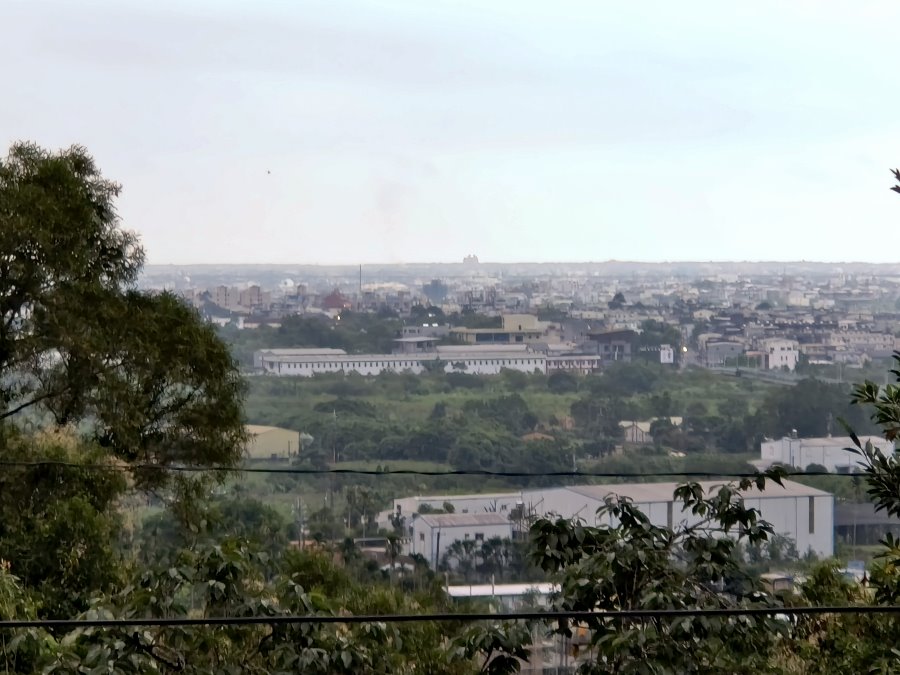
xmin=545 ymin=354 xmax=603 ymax=374
xmin=704 ymin=340 xmax=745 ymax=367
xmin=390 ymin=493 xmax=524 ymax=525
xmin=760 ymin=338 xmax=800 ymax=371
xmin=826 ymin=330 xmax=895 ymax=358
xmin=449 ymin=314 xmax=546 ymax=345
xmin=587 ymin=330 xmax=636 ymax=363
xmin=660 ymin=344 xmax=675 ymax=364
xmin=409 ymin=513 xmax=513 ymax=567
xmin=255 ymin=345 xmax=548 ymax=376
xmin=252 ymin=348 xmax=348 ymax=370
xmin=244 ymin=425 xmax=301 ymax=460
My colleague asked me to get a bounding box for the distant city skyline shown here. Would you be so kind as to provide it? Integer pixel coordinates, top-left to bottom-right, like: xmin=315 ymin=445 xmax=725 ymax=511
xmin=4 ymin=0 xmax=900 ymax=264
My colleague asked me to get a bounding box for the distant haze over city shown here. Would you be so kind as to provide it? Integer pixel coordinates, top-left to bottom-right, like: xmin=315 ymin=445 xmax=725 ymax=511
xmin=142 ymin=260 xmax=900 ymax=284
xmin=5 ymin=1 xmax=900 ymax=264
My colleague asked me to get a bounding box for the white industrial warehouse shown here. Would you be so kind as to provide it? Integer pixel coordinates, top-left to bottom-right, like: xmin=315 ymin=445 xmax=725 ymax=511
xmin=758 ymin=434 xmax=895 ymax=473
xmin=253 ymin=343 xmax=604 ymax=377
xmin=396 ymin=480 xmax=834 ymax=564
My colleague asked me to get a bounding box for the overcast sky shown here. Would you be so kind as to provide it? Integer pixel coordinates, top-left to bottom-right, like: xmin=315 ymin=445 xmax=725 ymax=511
xmin=4 ymin=0 xmax=900 ymax=264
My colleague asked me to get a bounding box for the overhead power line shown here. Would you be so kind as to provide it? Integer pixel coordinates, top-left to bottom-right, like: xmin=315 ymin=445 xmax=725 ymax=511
xmin=0 ymin=460 xmax=866 ymax=480
xmin=2 ymin=605 xmax=900 ymax=630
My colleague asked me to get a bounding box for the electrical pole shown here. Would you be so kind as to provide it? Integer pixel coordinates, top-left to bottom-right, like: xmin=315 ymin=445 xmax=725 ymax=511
xmin=293 ymin=498 xmax=305 ymax=550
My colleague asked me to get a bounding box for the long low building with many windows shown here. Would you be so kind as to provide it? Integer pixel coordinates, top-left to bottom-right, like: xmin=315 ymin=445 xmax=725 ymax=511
xmin=254 ymin=344 xmax=601 ymax=377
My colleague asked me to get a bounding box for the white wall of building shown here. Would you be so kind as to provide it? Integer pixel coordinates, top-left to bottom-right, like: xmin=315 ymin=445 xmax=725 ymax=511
xmin=389 ymin=493 xmax=523 ymax=527
xmin=408 ymin=514 xmax=513 ymax=567
xmin=447 ymin=583 xmax=558 ymax=611
xmin=443 ymin=356 xmax=545 ymax=375
xmin=253 ymin=348 xmax=347 ymax=370
xmin=397 ymin=482 xmax=835 ymax=564
xmin=760 ymin=338 xmax=799 ymax=371
xmin=514 ymin=481 xmax=834 ymax=558
xmin=760 ymin=436 xmax=894 ymax=473
xmin=742 ymin=494 xmax=832 ymax=558
xmin=660 ymin=344 xmax=675 ymax=364
xmin=261 ymin=355 xmax=429 ymax=377
xmin=525 ymin=487 xmax=608 ymax=526
xmin=545 ymin=355 xmax=603 ymax=374
xmin=826 ymin=331 xmax=894 ymax=357
xmin=256 ymin=348 xmax=548 ymax=377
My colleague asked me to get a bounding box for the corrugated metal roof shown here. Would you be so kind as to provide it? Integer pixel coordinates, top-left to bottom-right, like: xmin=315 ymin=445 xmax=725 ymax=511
xmin=418 ymin=513 xmax=511 ymax=528
xmin=265 ymin=353 xmax=432 ymax=363
xmin=447 ymin=583 xmax=558 ymax=598
xmin=258 ymin=348 xmax=348 ymax=356
xmin=436 ymin=345 xmax=532 ymax=353
xmin=263 ymin=350 xmax=545 ymax=363
xmin=404 ymin=492 xmax=522 ymax=502
xmin=245 ymin=425 xmax=296 ymax=436
xmin=771 ymin=435 xmax=891 ymax=448
xmin=564 ymin=479 xmax=830 ymax=503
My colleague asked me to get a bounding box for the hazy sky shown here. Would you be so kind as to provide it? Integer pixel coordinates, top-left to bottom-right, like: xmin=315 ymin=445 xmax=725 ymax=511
xmin=4 ymin=0 xmax=900 ymax=264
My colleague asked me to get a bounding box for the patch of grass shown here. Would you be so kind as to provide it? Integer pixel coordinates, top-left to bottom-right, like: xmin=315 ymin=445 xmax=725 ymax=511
xmin=332 ymin=459 xmax=453 ymax=473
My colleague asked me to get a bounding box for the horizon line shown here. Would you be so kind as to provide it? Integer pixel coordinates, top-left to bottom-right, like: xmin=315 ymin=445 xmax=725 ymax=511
xmin=143 ymin=259 xmax=900 ymax=267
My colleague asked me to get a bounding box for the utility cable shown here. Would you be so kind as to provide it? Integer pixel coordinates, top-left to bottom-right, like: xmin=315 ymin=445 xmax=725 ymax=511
xmin=0 ymin=460 xmax=868 ymax=480
xmin=2 ymin=605 xmax=899 ymax=630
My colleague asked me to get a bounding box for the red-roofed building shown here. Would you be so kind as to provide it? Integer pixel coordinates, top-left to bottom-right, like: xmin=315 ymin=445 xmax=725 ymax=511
xmin=321 ymin=289 xmax=350 ymax=311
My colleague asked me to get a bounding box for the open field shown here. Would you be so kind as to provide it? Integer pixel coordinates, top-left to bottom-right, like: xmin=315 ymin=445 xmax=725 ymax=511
xmin=243 ymin=366 xmax=779 ymax=432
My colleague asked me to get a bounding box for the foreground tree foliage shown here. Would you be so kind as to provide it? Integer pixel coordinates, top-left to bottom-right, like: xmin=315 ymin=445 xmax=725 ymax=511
xmin=1 ymin=542 xmax=485 ymax=674
xmin=0 ymin=428 xmax=126 ymax=618
xmin=0 ymin=142 xmax=248 ymax=616
xmin=0 ymin=142 xmax=246 ymax=490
